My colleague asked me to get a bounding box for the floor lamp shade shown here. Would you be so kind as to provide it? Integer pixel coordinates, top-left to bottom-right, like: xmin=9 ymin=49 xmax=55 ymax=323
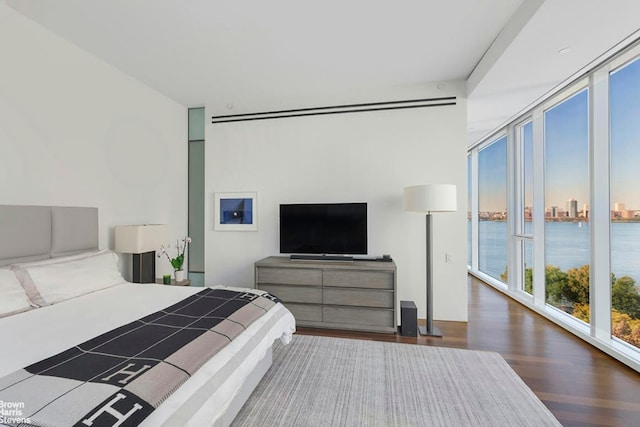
xmin=404 ymin=184 xmax=457 ymax=337
xmin=404 ymin=184 xmax=457 ymax=213
xmin=115 ymin=224 xmax=170 ymax=283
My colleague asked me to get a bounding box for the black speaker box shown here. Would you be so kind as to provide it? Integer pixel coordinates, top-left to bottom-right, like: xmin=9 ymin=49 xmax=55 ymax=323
xmin=400 ymin=300 xmax=417 ymax=337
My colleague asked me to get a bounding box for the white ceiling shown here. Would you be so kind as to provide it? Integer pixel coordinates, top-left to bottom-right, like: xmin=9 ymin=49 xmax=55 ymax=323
xmin=6 ymin=0 xmax=640 ymax=145
xmin=467 ymin=0 xmax=640 ymax=144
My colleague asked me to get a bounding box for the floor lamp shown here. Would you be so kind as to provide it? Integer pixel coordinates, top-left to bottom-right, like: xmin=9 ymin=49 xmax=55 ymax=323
xmin=404 ymin=184 xmax=457 ymax=337
xmin=115 ymin=224 xmax=169 ymax=283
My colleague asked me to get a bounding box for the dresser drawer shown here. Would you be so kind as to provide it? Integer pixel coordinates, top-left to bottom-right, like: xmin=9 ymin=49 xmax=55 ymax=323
xmin=257 ymin=267 xmax=322 ymax=286
xmin=323 ymin=270 xmax=394 ymax=289
xmin=285 ymin=303 xmax=322 ymax=322
xmin=323 ymin=288 xmax=393 ymax=308
xmin=322 ymin=306 xmax=394 ymax=327
xmin=255 ymin=257 xmax=396 ymax=334
xmin=258 ymin=284 xmax=321 ymax=304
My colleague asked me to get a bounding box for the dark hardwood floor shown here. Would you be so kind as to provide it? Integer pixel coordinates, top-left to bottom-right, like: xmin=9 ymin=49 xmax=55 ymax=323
xmin=296 ymin=275 xmax=640 ymax=427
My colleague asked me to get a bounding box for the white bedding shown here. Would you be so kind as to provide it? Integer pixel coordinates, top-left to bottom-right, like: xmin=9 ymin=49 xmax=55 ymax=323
xmin=0 ymin=283 xmax=296 ymax=426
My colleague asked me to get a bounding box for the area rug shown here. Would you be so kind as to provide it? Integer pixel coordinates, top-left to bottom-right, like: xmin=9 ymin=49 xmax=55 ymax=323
xmin=232 ymin=335 xmax=561 ymax=427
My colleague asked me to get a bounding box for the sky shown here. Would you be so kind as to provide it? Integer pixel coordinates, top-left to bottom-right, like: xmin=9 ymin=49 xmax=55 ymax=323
xmin=544 ymin=89 xmax=589 ymax=208
xmin=478 ymin=136 xmax=507 ymax=211
xmin=610 ymin=57 xmax=640 ymax=210
xmin=477 ymin=54 xmax=640 ymax=212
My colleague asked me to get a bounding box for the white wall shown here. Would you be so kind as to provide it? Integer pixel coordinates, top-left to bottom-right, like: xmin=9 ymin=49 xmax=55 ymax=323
xmin=0 ymin=3 xmax=187 ymax=279
xmin=205 ymin=84 xmax=468 ymax=322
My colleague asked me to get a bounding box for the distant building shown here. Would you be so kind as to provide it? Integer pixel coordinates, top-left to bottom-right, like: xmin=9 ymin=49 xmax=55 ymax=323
xmin=583 ymin=203 xmax=589 ymax=219
xmin=614 ymin=202 xmax=626 ymax=212
xmin=566 ymin=198 xmax=578 ymax=218
xmin=551 ymin=206 xmax=558 ymax=218
xmin=621 ymin=210 xmax=637 ymax=219
xmin=524 ymin=207 xmax=532 ymax=220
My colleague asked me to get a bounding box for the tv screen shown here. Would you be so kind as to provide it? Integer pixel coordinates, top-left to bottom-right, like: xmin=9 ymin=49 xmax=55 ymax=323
xmin=279 ymin=203 xmax=367 ymax=255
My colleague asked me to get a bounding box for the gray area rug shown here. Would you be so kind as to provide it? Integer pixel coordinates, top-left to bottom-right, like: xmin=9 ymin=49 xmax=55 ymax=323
xmin=232 ymin=335 xmax=561 ymax=427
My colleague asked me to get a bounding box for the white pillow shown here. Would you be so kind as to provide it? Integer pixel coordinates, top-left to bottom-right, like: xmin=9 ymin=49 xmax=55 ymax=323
xmin=0 ymin=268 xmax=33 ymax=318
xmin=11 ymin=249 xmax=115 ymax=305
xmin=13 ymin=251 xmax=126 ymax=306
xmin=10 ymin=249 xmax=108 ymax=269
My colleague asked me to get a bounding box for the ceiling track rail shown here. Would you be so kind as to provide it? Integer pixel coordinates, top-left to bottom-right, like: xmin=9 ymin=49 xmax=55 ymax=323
xmin=210 ymin=97 xmax=457 ymax=124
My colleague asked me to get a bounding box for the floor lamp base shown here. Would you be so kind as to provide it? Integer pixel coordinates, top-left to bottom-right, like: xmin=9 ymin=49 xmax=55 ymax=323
xmin=418 ymin=325 xmax=443 ymax=338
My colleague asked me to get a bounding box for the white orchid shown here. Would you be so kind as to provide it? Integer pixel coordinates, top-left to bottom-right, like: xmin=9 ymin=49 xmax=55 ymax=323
xmin=158 ymin=236 xmax=191 ymax=271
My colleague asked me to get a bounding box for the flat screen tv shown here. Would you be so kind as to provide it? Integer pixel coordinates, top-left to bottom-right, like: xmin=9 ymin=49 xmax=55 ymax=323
xmin=279 ymin=203 xmax=367 ymax=255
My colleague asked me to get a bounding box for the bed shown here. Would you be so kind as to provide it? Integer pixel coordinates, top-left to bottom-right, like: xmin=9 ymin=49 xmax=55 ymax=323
xmin=0 ymin=205 xmax=296 ymax=427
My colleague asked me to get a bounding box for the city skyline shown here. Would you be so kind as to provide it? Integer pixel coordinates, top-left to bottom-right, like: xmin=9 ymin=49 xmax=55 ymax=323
xmin=479 ymin=198 xmax=636 ymax=213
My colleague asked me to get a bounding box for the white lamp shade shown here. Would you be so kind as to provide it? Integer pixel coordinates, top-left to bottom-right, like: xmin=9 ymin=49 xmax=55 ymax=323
xmin=115 ymin=224 xmax=170 ymax=254
xmin=404 ymin=184 xmax=457 ymax=213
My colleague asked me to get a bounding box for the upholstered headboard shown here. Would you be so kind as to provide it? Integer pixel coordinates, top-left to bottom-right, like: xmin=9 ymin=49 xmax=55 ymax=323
xmin=0 ymin=205 xmax=98 ymax=267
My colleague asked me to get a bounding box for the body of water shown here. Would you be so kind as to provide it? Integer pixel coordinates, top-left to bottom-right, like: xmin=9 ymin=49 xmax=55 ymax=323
xmin=471 ymin=221 xmax=640 ymax=283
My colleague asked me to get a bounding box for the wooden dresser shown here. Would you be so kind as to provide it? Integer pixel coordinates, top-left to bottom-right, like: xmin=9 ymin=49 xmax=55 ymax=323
xmin=255 ymin=256 xmax=397 ymax=333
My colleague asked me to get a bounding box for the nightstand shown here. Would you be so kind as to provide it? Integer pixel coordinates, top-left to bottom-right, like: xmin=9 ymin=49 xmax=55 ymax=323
xmin=155 ymin=278 xmax=191 ymax=286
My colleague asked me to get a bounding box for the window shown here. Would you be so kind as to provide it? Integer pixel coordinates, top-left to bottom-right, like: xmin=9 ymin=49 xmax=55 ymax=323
xmin=521 ymin=122 xmax=533 ymax=235
xmin=543 ymin=89 xmax=590 ymax=320
xmin=478 ymin=136 xmax=507 ymax=282
xmin=467 ymin=40 xmax=640 ymax=370
xmin=522 ymin=239 xmax=533 ymax=294
xmin=516 ymin=121 xmax=533 ymax=295
xmin=610 ymin=55 xmax=640 ymax=348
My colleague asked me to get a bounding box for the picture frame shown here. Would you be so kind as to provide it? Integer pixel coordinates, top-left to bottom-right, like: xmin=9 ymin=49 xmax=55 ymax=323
xmin=214 ymin=192 xmax=258 ymax=231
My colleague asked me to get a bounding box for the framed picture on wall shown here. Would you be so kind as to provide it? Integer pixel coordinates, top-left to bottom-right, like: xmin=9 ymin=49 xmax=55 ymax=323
xmin=214 ymin=192 xmax=258 ymax=231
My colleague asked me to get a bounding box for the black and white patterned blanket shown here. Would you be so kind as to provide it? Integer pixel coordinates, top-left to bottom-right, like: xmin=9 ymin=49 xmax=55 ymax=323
xmin=0 ymin=288 xmax=281 ymax=427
